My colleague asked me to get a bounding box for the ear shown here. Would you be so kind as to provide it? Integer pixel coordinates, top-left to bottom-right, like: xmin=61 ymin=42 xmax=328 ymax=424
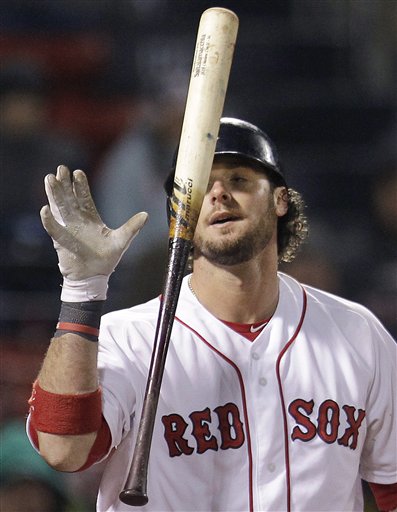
xmin=274 ymin=186 xmax=288 ymax=217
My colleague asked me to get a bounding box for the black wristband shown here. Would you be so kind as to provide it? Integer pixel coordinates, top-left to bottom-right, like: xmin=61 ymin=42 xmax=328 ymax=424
xmin=54 ymin=301 xmax=105 ymax=342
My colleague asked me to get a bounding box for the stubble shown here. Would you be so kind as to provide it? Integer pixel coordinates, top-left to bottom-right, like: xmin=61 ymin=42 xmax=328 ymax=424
xmin=193 ymin=197 xmax=277 ymax=266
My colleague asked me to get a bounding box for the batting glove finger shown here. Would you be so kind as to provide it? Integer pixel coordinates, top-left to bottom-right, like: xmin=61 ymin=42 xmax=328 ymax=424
xmin=41 ymin=165 xmax=148 ymax=281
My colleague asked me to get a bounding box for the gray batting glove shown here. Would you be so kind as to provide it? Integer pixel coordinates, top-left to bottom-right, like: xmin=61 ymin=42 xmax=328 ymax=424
xmin=40 ymin=165 xmax=148 ymax=300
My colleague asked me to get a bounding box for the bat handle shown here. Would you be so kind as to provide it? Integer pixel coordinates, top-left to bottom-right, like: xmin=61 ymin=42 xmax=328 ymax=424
xmin=119 ymin=237 xmax=192 ymax=507
xmin=119 ymin=367 xmax=165 ymax=506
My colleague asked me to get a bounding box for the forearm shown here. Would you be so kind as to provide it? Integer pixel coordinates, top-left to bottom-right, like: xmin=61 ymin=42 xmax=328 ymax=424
xmin=30 ymin=287 xmax=106 ymax=471
xmin=34 ymin=333 xmax=100 ymax=471
xmin=38 ymin=332 xmax=98 ymax=393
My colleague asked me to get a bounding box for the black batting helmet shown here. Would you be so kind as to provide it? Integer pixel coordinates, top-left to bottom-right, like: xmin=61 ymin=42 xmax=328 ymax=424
xmin=164 ymin=117 xmax=286 ymax=202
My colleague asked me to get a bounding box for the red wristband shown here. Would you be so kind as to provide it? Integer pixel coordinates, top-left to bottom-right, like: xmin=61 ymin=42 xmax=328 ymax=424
xmin=29 ymin=380 xmax=102 ymax=435
xmin=56 ymin=322 xmax=100 ymax=337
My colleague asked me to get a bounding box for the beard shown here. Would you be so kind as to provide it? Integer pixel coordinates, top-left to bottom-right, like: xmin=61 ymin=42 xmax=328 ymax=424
xmin=193 ymin=201 xmax=277 ymax=266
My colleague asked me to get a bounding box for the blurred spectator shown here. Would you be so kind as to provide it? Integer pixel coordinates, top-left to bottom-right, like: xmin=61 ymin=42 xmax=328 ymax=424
xmin=350 ymin=161 xmax=397 ymax=336
xmin=0 ymin=59 xmax=89 ymax=266
xmin=0 ymin=59 xmax=89 ymax=339
xmin=0 ymin=420 xmax=76 ymax=511
xmin=94 ymin=89 xmax=185 ymax=310
xmin=0 ymin=341 xmax=44 ymax=423
xmin=280 ymin=245 xmax=343 ymax=296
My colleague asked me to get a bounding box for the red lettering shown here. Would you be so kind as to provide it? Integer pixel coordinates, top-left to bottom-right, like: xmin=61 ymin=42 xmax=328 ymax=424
xmin=214 ymin=402 xmax=245 ymax=450
xmin=289 ymin=399 xmax=316 ymax=442
xmin=317 ymin=400 xmax=340 ymax=444
xmin=161 ymin=413 xmax=194 ymax=457
xmin=338 ymin=405 xmax=365 ymax=450
xmin=189 ymin=408 xmax=218 ymax=454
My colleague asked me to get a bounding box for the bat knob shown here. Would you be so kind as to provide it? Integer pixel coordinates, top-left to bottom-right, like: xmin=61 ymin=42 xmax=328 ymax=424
xmin=119 ymin=489 xmax=149 ymax=507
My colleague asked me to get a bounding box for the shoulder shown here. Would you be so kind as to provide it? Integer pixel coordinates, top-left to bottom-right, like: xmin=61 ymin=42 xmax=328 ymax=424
xmin=100 ymin=296 xmax=160 ymax=330
xmin=280 ymin=271 xmax=378 ymax=319
xmin=279 ymin=272 xmax=395 ymax=346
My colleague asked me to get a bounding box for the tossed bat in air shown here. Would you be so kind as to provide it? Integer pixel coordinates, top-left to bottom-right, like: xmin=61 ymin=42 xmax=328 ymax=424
xmin=119 ymin=7 xmax=239 ymax=506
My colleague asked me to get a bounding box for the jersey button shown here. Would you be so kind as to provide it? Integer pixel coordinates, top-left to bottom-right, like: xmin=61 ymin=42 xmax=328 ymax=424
xmin=252 ymin=352 xmax=260 ymax=360
xmin=267 ymin=462 xmax=276 ymax=472
xmin=259 ymin=377 xmax=267 ymax=386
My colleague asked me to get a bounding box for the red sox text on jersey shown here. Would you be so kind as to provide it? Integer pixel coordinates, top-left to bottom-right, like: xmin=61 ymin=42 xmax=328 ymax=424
xmin=162 ymin=398 xmax=366 ymax=456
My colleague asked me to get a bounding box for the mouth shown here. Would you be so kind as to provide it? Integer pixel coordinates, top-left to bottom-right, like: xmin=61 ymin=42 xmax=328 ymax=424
xmin=209 ymin=212 xmax=241 ymax=226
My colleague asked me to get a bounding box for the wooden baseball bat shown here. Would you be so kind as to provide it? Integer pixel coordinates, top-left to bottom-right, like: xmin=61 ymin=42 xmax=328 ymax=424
xmin=119 ymin=7 xmax=238 ymax=507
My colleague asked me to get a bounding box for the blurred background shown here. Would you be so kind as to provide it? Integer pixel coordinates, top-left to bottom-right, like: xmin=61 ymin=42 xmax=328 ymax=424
xmin=0 ymin=0 xmax=395 ymax=510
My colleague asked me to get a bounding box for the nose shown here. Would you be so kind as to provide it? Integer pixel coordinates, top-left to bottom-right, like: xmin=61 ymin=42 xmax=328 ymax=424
xmin=208 ymin=179 xmax=231 ymax=204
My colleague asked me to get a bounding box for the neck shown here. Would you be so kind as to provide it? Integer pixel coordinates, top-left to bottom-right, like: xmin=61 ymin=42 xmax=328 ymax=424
xmin=190 ymin=251 xmax=279 ymax=323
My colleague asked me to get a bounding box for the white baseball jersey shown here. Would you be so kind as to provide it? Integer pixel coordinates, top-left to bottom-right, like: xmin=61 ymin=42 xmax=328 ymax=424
xmin=96 ymin=273 xmax=396 ymax=512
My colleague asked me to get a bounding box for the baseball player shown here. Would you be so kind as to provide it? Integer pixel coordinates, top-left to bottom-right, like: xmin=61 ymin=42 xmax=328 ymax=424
xmin=27 ymin=118 xmax=396 ymax=511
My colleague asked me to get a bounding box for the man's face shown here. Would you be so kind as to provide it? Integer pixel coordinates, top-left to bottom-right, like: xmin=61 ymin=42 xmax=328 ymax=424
xmin=193 ymin=158 xmax=287 ymax=266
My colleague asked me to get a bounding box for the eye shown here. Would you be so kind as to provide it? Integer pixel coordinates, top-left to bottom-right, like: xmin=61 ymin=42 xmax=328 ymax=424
xmin=231 ymin=175 xmax=247 ymax=183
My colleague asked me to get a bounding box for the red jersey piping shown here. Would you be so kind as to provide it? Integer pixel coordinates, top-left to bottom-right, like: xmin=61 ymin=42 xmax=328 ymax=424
xmin=174 ymin=316 xmax=255 ymax=512
xmin=275 ymin=286 xmax=307 ymax=512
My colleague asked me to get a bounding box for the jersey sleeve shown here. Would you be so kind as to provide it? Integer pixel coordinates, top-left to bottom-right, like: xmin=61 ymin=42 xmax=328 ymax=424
xmin=97 ymin=310 xmax=149 ymax=452
xmin=359 ymin=312 xmax=397 ymax=484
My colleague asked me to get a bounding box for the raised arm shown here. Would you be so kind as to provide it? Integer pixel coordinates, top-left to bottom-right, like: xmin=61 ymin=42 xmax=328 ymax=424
xmin=28 ymin=165 xmax=147 ymax=471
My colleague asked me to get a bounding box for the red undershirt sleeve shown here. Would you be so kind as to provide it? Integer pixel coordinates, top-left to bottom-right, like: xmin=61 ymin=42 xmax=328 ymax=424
xmin=76 ymin=417 xmax=112 ymax=471
xmin=368 ymin=482 xmax=397 ymax=511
